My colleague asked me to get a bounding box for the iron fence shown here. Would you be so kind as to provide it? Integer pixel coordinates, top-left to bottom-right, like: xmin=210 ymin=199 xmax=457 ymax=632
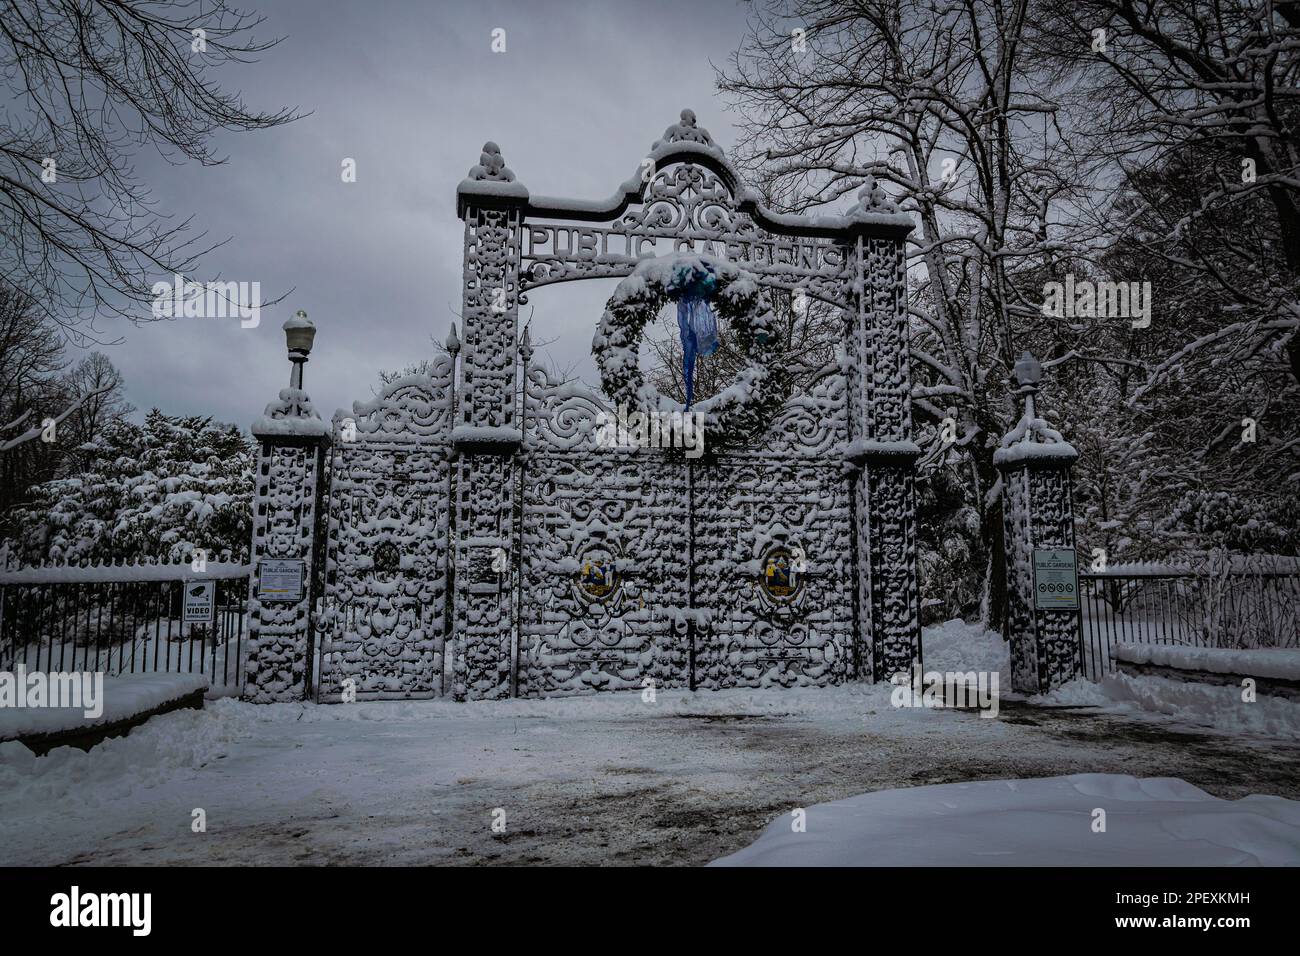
xmin=1078 ymin=570 xmax=1300 ymax=679
xmin=0 ymin=562 xmax=251 ymax=693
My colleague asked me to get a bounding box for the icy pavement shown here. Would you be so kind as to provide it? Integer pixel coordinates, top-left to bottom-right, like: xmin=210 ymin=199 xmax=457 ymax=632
xmin=1 ymin=621 xmax=1296 ymax=865
xmin=714 ymin=774 xmax=1300 ymax=866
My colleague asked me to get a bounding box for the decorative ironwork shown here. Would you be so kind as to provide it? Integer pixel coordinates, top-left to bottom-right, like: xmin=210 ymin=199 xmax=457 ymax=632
xmin=519 ymin=162 xmax=850 ymax=306
xmin=317 ymin=360 xmax=455 ymax=701
xmin=256 ymin=109 xmax=924 ymax=702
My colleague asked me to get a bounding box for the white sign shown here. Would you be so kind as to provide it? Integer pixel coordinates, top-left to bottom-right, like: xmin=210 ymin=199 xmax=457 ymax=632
xmin=258 ymin=559 xmax=305 ymax=603
xmin=183 ymin=581 xmax=216 ymax=623
xmin=1033 ymin=548 xmax=1079 ymax=610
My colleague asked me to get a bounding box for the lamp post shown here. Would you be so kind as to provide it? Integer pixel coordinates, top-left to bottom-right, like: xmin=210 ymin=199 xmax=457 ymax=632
xmin=1011 ymin=350 xmax=1043 ymax=419
xmin=284 ymin=309 xmax=316 ymax=390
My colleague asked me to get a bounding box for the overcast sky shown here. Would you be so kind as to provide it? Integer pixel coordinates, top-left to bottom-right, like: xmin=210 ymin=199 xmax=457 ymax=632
xmin=90 ymin=0 xmax=753 ymax=427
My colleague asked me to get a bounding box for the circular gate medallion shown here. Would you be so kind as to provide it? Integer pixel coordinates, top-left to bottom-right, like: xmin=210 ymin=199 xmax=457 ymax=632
xmin=576 ymin=545 xmax=619 ymax=602
xmin=760 ymin=546 xmax=803 ymax=602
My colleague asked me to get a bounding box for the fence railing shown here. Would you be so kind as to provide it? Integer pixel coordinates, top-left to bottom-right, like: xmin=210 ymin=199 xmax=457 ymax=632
xmin=1078 ymin=569 xmax=1300 ymax=679
xmin=0 ymin=561 xmax=251 ymax=694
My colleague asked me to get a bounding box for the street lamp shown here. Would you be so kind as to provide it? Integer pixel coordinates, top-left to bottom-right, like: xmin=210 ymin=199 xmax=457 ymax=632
xmin=1011 ymin=350 xmax=1043 ymax=421
xmin=1012 ymin=350 xmax=1042 ymax=391
xmin=284 ymin=309 xmax=316 ymax=389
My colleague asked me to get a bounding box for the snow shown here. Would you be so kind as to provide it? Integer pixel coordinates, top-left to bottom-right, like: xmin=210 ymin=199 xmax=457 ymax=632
xmin=993 ymin=437 xmax=1078 ymax=466
xmin=1043 ymin=671 xmax=1300 ymax=740
xmin=0 ymin=561 xmax=249 ymax=584
xmin=923 ymin=617 xmax=1011 ymax=683
xmin=450 ymin=425 xmax=523 ymax=447
xmin=993 ymin=402 xmax=1078 ymax=467
xmin=711 ymin=773 xmax=1300 ymax=866
xmin=1091 ymin=556 xmax=1300 ymax=576
xmin=2 ymin=619 xmax=1294 ymax=865
xmin=759 ymin=204 xmax=914 ymax=232
xmin=253 ymin=388 xmax=330 ymax=438
xmin=842 ymin=438 xmax=923 ymax=459
xmin=0 ymin=672 xmax=207 ymax=742
xmin=456 ymin=178 xmax=529 ymax=202
xmin=251 ymin=414 xmax=330 ymax=438
xmin=1112 ymin=642 xmax=1300 ymax=681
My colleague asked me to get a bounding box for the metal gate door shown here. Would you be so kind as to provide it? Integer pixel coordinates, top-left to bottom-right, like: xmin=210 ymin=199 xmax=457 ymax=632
xmin=316 ymin=367 xmax=454 ymax=701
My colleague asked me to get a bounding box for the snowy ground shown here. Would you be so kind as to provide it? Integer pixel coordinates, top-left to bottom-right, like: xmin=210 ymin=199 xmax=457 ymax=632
xmin=1 ymin=621 xmax=1297 ymax=866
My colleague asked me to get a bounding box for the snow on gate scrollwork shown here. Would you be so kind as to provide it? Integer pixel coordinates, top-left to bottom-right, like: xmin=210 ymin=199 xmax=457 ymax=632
xmin=318 ymin=362 xmax=454 ymax=700
xmin=520 ymin=360 xmax=855 ymax=694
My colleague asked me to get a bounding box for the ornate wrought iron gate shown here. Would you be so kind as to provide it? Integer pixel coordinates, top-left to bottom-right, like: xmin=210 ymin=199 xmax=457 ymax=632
xmin=316 ymin=363 xmax=455 ymax=701
xmin=241 ymin=108 xmax=924 ymax=704
xmin=519 ymin=357 xmax=857 ymax=695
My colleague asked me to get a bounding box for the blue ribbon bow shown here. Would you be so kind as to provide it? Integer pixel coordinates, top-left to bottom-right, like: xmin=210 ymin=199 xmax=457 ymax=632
xmin=670 ymin=262 xmax=720 ymax=409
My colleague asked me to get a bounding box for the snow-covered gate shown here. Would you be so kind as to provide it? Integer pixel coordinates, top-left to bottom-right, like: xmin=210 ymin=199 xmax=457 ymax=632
xmin=456 ymin=109 xmax=923 ymax=699
xmin=314 ymin=359 xmax=455 ymax=701
xmin=242 ymin=108 xmax=928 ymax=703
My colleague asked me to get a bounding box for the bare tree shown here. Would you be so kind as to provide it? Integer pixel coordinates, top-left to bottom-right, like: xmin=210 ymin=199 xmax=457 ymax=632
xmin=62 ymin=351 xmax=134 ymax=467
xmin=0 ymin=282 xmax=70 ymax=518
xmin=1027 ymin=0 xmax=1300 ymax=385
xmin=720 ymin=0 xmax=1089 ymax=624
xmin=0 ymin=0 xmax=300 ymax=336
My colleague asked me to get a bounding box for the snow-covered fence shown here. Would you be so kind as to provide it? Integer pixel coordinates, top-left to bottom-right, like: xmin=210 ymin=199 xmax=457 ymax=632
xmin=1078 ymin=567 xmax=1300 ymax=679
xmin=0 ymin=560 xmax=251 ymax=695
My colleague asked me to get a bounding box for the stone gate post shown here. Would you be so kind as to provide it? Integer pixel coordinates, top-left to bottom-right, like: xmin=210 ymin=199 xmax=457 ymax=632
xmin=996 ymin=351 xmax=1082 ymax=694
xmin=842 ymin=181 xmax=923 ymax=681
xmin=452 ymin=143 xmax=526 ymax=700
xmin=245 ymin=311 xmax=331 ymax=702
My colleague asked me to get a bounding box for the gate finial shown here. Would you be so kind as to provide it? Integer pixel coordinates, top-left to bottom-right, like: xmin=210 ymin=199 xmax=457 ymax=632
xmin=652 ymin=108 xmax=721 ymax=153
xmin=467 ymin=141 xmax=515 ymax=182
xmin=849 ymin=175 xmax=899 ymax=216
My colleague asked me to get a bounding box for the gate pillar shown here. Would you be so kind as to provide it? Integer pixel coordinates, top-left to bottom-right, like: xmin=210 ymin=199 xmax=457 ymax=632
xmin=842 ymin=188 xmax=923 ymax=681
xmin=245 ymin=311 xmax=331 ymax=702
xmin=996 ymin=352 xmax=1082 ymax=694
xmin=452 ymin=143 xmax=526 ymax=700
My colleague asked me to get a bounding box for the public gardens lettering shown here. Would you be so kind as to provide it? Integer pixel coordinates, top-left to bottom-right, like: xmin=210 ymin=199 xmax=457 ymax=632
xmin=524 ymin=224 xmax=841 ymax=274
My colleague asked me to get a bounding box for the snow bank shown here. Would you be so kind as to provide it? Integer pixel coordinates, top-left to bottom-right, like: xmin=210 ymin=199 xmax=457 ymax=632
xmin=1112 ymin=643 xmax=1300 ymax=681
xmin=0 ymin=672 xmax=208 ymax=742
xmin=712 ymin=773 xmax=1300 ymax=866
xmin=1045 ymin=671 xmax=1300 ymax=740
xmin=922 ymin=618 xmax=1010 ymax=683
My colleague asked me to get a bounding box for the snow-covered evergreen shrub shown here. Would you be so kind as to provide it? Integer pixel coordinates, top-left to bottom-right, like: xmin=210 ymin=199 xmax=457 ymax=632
xmin=6 ymin=410 xmax=254 ymax=565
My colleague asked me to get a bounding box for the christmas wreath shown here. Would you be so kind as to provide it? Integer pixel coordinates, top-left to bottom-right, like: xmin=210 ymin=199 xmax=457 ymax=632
xmin=592 ymin=253 xmax=787 ymax=449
